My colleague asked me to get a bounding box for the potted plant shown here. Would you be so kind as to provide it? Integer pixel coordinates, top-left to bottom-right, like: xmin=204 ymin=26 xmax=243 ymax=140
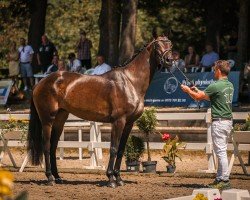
xmin=136 ymin=107 xmax=158 ymax=173
xmin=233 ymin=114 xmax=250 ymax=164
xmin=124 ymin=135 xmax=145 ymax=172
xmin=161 ymin=132 xmax=186 ymax=173
xmin=234 ymin=114 xmax=250 ymax=132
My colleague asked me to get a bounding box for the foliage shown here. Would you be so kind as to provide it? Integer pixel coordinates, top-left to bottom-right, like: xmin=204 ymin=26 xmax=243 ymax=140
xmin=45 ymin=0 xmax=101 ymax=62
xmin=234 ymin=114 xmax=250 ymax=131
xmin=0 ymin=0 xmax=30 ymax=68
xmin=0 ymin=0 xmax=240 ymax=71
xmin=0 ymin=169 xmax=14 ymax=199
xmin=0 ymin=114 xmax=28 ymax=142
xmin=193 ymin=193 xmax=208 ymax=200
xmin=161 ymin=133 xmax=186 ymax=167
xmin=124 ymin=135 xmax=145 ymax=162
xmin=136 ymin=107 xmax=157 ymax=135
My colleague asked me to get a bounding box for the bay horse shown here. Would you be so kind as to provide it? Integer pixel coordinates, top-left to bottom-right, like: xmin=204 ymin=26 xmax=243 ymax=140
xmin=27 ymin=36 xmax=172 ymax=188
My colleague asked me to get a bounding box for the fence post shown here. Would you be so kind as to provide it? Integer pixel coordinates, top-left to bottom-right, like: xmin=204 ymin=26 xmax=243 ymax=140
xmin=59 ymin=129 xmax=64 ymax=160
xmin=78 ymin=129 xmax=82 ymax=160
xmin=205 ymin=108 xmax=216 ymax=173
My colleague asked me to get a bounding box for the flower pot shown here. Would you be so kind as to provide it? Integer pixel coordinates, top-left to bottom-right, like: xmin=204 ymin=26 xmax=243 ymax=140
xmin=166 ymin=165 xmax=176 ymax=173
xmin=126 ymin=161 xmax=140 ymax=172
xmin=142 ymin=161 xmax=157 ymax=173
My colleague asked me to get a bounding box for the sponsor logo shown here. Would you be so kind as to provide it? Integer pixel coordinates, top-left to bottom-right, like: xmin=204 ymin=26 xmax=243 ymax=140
xmin=164 ymin=77 xmax=178 ymax=94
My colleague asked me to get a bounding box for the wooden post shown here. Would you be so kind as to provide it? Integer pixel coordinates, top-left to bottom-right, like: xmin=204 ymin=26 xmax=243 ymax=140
xmin=205 ymin=108 xmax=216 ymax=173
xmin=78 ymin=129 xmax=82 ymax=160
xmin=89 ymin=122 xmax=98 ymax=167
xmin=59 ymin=129 xmax=64 ymax=160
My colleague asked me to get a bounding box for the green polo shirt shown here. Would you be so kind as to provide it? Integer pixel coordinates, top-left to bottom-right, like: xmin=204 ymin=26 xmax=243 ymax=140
xmin=204 ymin=78 xmax=234 ymax=119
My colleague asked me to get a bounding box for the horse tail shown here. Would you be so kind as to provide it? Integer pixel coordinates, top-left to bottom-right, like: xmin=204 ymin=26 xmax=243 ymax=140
xmin=27 ymin=97 xmax=43 ymax=165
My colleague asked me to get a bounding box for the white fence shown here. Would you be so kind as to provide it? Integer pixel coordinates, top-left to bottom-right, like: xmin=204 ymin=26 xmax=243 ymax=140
xmin=0 ymin=110 xmax=249 ymax=173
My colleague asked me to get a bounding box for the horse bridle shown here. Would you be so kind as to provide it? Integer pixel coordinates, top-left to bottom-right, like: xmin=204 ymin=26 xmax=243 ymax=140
xmin=150 ymin=39 xmax=195 ymax=87
xmin=150 ymin=39 xmax=173 ymax=66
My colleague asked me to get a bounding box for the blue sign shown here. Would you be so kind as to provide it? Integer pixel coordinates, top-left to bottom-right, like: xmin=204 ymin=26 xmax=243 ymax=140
xmin=144 ymin=71 xmax=240 ymax=107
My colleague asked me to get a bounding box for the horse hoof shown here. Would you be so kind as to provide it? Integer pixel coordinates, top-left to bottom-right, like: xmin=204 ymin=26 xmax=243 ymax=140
xmin=46 ymin=180 xmax=54 ymax=186
xmin=55 ymin=178 xmax=63 ymax=184
xmin=107 ymin=181 xmax=117 ymax=189
xmin=116 ymin=180 xmax=125 ymax=186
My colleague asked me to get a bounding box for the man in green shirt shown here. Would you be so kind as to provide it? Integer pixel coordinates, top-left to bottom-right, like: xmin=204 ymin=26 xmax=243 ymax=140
xmin=181 ymin=60 xmax=234 ymax=190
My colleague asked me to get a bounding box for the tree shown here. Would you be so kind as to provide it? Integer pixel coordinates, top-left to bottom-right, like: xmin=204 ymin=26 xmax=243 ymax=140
xmin=28 ymin=0 xmax=47 ymax=53
xmin=237 ymin=0 xmax=249 ymax=70
xmin=203 ymin=0 xmax=223 ymax=52
xmin=119 ymin=0 xmax=138 ymax=65
xmin=98 ymin=0 xmax=120 ymax=66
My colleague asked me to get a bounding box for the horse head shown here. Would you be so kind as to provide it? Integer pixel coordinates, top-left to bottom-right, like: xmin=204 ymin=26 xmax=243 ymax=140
xmin=148 ymin=36 xmax=173 ymax=70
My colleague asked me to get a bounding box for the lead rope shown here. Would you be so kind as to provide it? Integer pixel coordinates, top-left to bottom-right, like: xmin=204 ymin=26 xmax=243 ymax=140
xmin=164 ymin=59 xmax=201 ymax=109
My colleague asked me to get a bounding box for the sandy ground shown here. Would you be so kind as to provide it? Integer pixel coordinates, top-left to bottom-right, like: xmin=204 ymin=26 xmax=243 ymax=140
xmin=1 ymin=149 xmax=250 ymax=200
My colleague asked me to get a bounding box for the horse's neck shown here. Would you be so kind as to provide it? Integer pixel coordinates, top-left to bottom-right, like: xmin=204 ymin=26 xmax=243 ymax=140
xmin=124 ymin=48 xmax=155 ymax=96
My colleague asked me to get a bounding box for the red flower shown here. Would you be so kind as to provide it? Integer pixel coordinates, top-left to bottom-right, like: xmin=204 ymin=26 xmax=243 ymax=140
xmin=162 ymin=133 xmax=170 ymax=141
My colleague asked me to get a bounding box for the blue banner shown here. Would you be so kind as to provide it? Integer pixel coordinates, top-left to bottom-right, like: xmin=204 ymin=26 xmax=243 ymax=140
xmin=144 ymin=71 xmax=240 ymax=107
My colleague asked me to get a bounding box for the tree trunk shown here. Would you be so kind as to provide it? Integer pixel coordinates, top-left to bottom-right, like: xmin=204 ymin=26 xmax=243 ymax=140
xmin=28 ymin=0 xmax=47 ymax=52
xmin=204 ymin=0 xmax=223 ymax=52
xmin=238 ymin=0 xmax=249 ymax=71
xmin=98 ymin=0 xmax=109 ymax=62
xmin=118 ymin=0 xmax=138 ymax=65
xmin=98 ymin=0 xmax=120 ymax=66
xmin=146 ymin=133 xmax=151 ymax=162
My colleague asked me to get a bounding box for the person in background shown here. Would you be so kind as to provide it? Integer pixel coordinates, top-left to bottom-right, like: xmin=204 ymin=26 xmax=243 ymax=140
xmin=44 ymin=55 xmax=59 ymax=75
xmin=92 ymin=54 xmax=111 ymax=75
xmin=37 ymin=34 xmax=57 ymax=73
xmin=181 ymin=60 xmax=234 ymax=190
xmin=67 ymin=53 xmax=83 ymax=73
xmin=18 ymin=38 xmax=34 ymax=91
xmin=7 ymin=42 xmax=19 ymax=87
xmin=199 ymin=44 xmax=219 ymax=72
xmin=58 ymin=59 xmax=67 ymax=72
xmin=184 ymin=46 xmax=200 ymax=73
xmin=76 ymin=30 xmax=92 ymax=70
xmin=168 ymin=51 xmax=185 ymax=73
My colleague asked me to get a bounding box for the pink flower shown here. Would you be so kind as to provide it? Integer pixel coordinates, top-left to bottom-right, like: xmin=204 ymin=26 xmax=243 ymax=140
xmin=162 ymin=133 xmax=170 ymax=141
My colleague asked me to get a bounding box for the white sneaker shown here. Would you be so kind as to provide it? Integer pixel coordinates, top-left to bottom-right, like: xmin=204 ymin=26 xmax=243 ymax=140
xmin=24 ymin=86 xmax=28 ymax=91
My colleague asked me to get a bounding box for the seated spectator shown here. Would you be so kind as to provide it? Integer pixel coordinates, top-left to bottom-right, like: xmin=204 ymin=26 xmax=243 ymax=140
xmin=199 ymin=44 xmax=219 ymax=72
xmin=58 ymin=59 xmax=67 ymax=71
xmin=68 ymin=53 xmax=83 ymax=73
xmin=184 ymin=46 xmax=199 ymax=73
xmin=169 ymin=51 xmax=185 ymax=73
xmin=92 ymin=54 xmax=111 ymax=75
xmin=44 ymin=55 xmax=59 ymax=75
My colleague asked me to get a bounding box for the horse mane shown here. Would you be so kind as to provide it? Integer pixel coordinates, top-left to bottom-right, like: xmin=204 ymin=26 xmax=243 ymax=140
xmin=117 ymin=43 xmax=148 ymax=67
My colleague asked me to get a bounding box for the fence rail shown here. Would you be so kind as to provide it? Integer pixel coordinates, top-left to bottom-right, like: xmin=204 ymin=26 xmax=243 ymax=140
xmin=0 ymin=110 xmax=249 ymax=173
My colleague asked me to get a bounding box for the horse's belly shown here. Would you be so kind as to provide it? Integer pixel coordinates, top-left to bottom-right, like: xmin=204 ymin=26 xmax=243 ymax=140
xmin=61 ymin=97 xmax=112 ymax=122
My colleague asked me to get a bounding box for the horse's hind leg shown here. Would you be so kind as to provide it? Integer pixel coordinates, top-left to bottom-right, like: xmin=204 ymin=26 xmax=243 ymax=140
xmin=42 ymin=123 xmax=54 ymax=185
xmin=107 ymin=118 xmax=126 ymax=188
xmin=114 ymin=122 xmax=134 ymax=186
xmin=50 ymin=109 xmax=69 ymax=184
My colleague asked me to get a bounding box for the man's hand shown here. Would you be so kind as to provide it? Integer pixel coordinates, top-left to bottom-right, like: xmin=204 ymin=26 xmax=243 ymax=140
xmin=181 ymin=84 xmax=190 ymax=93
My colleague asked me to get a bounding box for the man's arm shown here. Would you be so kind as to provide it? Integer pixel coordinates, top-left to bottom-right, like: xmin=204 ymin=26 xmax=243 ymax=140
xmin=181 ymin=85 xmax=210 ymax=101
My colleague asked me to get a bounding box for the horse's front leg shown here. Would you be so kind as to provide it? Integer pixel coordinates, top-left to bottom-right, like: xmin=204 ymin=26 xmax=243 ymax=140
xmin=107 ymin=118 xmax=125 ymax=188
xmin=114 ymin=122 xmax=133 ymax=186
xmin=42 ymin=124 xmax=54 ymax=185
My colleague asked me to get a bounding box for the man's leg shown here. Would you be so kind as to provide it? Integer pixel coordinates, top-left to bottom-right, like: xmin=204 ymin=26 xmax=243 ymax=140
xmin=26 ymin=63 xmax=34 ymax=88
xmin=209 ymin=120 xmax=233 ymax=189
xmin=20 ymin=63 xmax=28 ymax=90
